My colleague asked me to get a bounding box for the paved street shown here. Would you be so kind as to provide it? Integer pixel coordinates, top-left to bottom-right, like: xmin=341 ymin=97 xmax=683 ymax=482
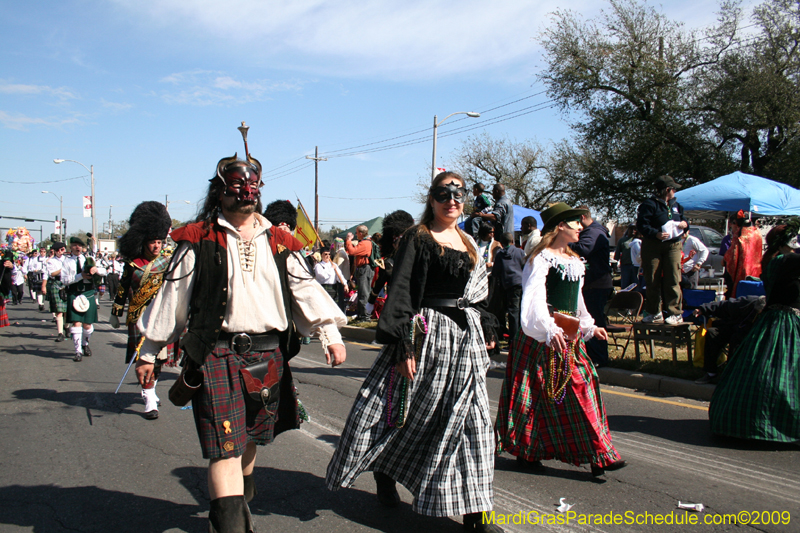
xmin=1 ymin=298 xmax=799 ymax=532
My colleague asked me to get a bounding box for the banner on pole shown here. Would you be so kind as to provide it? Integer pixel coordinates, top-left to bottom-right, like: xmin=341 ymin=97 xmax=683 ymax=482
xmin=54 ymin=219 xmax=61 ymax=232
xmin=294 ymin=201 xmax=319 ymax=249
xmin=83 ymin=196 xmax=92 ymax=218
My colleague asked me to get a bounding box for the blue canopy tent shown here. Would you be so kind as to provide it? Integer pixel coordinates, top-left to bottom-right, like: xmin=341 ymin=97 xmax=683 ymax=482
xmin=674 ymin=171 xmax=800 ymax=219
xmin=459 ymin=205 xmax=543 ymax=232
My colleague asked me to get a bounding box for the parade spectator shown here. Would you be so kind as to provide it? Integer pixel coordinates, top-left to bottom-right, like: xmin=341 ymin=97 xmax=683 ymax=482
xmin=477 ymin=183 xmax=514 ymax=242
xmin=495 ymin=202 xmax=624 ymax=478
xmin=314 ymin=249 xmax=346 ymax=302
xmin=614 ymin=226 xmax=636 ymax=290
xmin=570 ymin=205 xmax=613 ymax=366
xmin=723 ymin=211 xmax=763 ymax=298
xmin=137 ymin=139 xmax=346 ymax=531
xmin=680 ymin=227 xmax=709 ymax=289
xmin=345 ymin=224 xmax=374 ymax=321
xmin=709 ymin=221 xmax=800 ymax=442
xmin=110 ymin=201 xmax=173 ymax=420
xmin=520 ymin=216 xmax=541 ymax=255
xmin=465 ymin=182 xmax=493 ymax=239
xmin=332 ymin=237 xmax=351 ymax=312
xmin=630 ymin=229 xmax=643 ymax=290
xmin=492 ymin=231 xmax=526 ymax=352
xmin=327 ymin=171 xmax=504 ymax=532
xmin=636 ymin=175 xmax=687 ymax=324
xmin=476 ymin=223 xmax=500 ymax=269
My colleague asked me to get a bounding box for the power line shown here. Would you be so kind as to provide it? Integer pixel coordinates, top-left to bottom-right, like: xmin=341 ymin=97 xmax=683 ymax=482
xmin=0 ymin=175 xmax=87 ymax=184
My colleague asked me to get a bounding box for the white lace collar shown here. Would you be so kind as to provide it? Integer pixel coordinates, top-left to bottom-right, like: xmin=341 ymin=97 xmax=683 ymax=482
xmin=538 ymin=248 xmax=585 ymax=281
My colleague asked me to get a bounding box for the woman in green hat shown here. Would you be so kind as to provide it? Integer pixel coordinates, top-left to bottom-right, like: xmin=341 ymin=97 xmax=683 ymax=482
xmin=495 ymin=202 xmax=626 ymax=477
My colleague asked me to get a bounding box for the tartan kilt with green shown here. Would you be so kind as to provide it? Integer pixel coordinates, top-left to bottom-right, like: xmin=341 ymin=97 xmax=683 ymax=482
xmin=495 ymin=331 xmax=620 ymax=467
xmin=46 ymin=278 xmax=67 ymax=314
xmin=709 ymin=306 xmax=800 ymax=443
xmin=192 ymin=346 xmax=287 ymax=459
xmin=65 ymin=288 xmax=98 ymax=324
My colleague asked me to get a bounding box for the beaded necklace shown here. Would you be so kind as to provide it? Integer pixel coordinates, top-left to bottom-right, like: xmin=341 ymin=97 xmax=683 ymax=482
xmin=543 ymin=337 xmax=576 ymax=404
xmin=386 ymin=314 xmax=428 ymax=428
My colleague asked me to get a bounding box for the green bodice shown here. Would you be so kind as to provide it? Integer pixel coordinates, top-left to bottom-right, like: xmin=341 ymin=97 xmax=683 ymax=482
xmin=546 ymin=265 xmax=581 ymax=315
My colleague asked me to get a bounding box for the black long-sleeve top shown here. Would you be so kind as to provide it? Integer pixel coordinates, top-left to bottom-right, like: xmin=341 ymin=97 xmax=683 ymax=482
xmin=375 ymin=226 xmax=496 ymax=361
xmin=636 ymin=196 xmax=686 ymax=243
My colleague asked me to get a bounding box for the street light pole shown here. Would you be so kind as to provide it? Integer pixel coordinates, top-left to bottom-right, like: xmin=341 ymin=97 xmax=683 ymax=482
xmin=53 ymin=159 xmax=97 ymax=248
xmin=430 ymin=111 xmax=481 ymax=180
xmin=41 ymin=191 xmax=63 ymax=242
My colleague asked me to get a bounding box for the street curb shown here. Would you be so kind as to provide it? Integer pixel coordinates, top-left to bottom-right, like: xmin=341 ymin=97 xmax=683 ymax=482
xmin=341 ymin=327 xmax=715 ymax=402
xmin=597 ymin=367 xmax=716 ymax=402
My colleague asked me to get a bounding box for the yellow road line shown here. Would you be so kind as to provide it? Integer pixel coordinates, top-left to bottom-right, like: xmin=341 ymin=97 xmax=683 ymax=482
xmin=346 ymin=340 xmax=380 ymax=349
xmin=601 ymin=388 xmax=708 ymax=411
xmin=345 ymin=339 xmax=707 ymax=411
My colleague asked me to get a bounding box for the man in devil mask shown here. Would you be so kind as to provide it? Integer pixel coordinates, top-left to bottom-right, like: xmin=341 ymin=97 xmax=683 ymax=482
xmin=136 ymin=123 xmax=347 ymax=532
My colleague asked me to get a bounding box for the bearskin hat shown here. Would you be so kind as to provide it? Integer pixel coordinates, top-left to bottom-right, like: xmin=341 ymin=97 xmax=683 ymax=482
xmin=263 ymin=200 xmax=297 ymax=230
xmin=118 ymin=201 xmax=172 ymax=260
xmin=379 ymin=210 xmax=414 ymax=256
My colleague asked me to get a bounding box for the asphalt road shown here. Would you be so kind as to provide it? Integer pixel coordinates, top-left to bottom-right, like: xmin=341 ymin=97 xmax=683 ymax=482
xmin=1 ymin=297 xmax=798 ymax=533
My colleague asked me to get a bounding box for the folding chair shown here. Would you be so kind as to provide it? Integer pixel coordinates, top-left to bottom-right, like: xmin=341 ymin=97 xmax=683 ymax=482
xmin=605 ymin=290 xmax=644 ymax=358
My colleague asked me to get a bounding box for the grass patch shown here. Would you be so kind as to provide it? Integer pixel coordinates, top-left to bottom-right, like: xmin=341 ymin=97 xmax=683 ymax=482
xmin=607 ymin=342 xmax=712 ymax=381
xmin=347 ymin=318 xmax=378 ymax=329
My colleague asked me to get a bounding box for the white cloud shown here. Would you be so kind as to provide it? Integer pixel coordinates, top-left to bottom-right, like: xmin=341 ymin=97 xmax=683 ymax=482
xmin=101 ymin=99 xmax=133 ymax=111
xmin=111 ymin=0 xmax=563 ymax=79
xmin=0 ymin=82 xmax=77 ymax=100
xmin=158 ymin=69 xmax=304 ymax=105
xmin=0 ymin=111 xmax=81 ymax=130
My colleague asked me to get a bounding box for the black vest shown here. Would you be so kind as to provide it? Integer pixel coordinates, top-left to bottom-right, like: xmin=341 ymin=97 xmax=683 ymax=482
xmin=180 ymin=228 xmax=299 ymax=366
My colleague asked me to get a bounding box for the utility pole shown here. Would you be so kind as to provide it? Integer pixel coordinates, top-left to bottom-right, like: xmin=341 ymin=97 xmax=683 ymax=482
xmin=305 ymin=146 xmax=327 ymax=234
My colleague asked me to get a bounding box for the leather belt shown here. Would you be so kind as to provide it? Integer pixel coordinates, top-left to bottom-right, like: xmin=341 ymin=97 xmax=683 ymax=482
xmin=216 ymin=332 xmax=280 ymax=354
xmin=421 ymin=297 xmax=471 ymax=310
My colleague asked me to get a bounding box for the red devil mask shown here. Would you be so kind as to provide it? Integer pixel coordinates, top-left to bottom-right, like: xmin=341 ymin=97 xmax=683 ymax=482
xmin=214 ymin=154 xmax=263 ymax=204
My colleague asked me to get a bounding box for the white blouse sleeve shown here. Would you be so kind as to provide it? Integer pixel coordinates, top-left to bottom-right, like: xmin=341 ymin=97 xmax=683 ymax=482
xmin=520 ymin=254 xmax=562 ymax=344
xmin=286 ymin=252 xmax=347 ymax=352
xmin=137 ymin=243 xmax=196 ymax=363
xmin=576 ymin=275 xmax=597 ymax=341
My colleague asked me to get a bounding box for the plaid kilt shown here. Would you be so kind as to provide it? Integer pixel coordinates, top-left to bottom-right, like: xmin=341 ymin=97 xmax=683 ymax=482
xmin=709 ymin=306 xmax=800 ymax=442
xmin=65 ymin=288 xmax=98 ymax=324
xmin=46 ymin=278 xmax=67 ymax=314
xmin=192 ymin=346 xmax=286 ymax=459
xmin=327 ymin=262 xmax=494 ymax=517
xmin=0 ymin=300 xmax=8 ymax=328
xmin=495 ymin=331 xmax=620 ymax=467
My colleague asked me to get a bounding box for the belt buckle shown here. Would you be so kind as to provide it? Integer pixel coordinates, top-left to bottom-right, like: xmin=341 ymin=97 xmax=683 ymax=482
xmin=231 ymin=333 xmax=253 ymax=354
xmin=456 ymin=297 xmax=468 ymax=310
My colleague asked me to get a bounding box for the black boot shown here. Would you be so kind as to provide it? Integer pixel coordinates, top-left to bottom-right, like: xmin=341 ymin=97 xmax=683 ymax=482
xmin=373 ymin=471 xmax=400 ymax=508
xmin=463 ymin=512 xmax=505 ymax=532
xmin=591 ymin=459 xmax=627 ymax=478
xmin=243 ymin=474 xmax=258 ymax=503
xmin=208 ymin=495 xmax=255 ymax=533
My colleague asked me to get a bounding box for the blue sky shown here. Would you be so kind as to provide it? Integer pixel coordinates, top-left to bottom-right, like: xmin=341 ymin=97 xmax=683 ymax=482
xmin=1 ymin=0 xmax=752 ymax=240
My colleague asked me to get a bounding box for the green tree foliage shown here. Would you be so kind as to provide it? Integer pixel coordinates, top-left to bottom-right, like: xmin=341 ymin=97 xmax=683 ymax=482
xmin=538 ymin=0 xmax=744 ymax=215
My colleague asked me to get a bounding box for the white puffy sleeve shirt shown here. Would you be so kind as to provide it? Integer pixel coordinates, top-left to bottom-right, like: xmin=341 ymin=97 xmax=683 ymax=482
xmin=520 ymin=249 xmax=596 ymax=345
xmin=138 ymin=214 xmax=346 ymax=363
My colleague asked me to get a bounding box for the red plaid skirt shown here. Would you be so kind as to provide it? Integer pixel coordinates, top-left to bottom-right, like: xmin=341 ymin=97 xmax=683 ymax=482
xmin=0 ymin=300 xmax=8 ymax=328
xmin=192 ymin=346 xmax=285 ymax=459
xmin=495 ymin=331 xmax=620 ymax=467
